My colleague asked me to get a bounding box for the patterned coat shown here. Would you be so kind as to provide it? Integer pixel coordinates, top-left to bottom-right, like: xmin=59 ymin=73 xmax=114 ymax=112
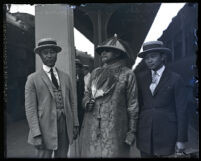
xmin=79 ymin=61 xmax=139 ymax=158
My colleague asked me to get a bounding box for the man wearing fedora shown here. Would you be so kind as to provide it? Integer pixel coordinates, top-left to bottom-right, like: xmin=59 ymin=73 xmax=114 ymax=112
xmin=25 ymin=38 xmax=79 ymax=158
xmin=79 ymin=34 xmax=139 ymax=157
xmin=136 ymin=41 xmax=188 ymax=158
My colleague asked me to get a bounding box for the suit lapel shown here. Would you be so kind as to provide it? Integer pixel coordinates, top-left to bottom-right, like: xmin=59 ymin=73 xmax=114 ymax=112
xmin=40 ymin=69 xmax=54 ymax=97
xmin=153 ymin=68 xmax=169 ymax=96
xmin=56 ymin=68 xmax=66 ymax=107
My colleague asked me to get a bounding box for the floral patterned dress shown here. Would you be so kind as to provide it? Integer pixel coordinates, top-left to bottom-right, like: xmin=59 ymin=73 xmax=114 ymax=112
xmin=79 ymin=60 xmax=139 ymax=158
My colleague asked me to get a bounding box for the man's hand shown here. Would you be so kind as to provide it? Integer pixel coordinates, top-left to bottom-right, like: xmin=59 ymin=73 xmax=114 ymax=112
xmin=34 ymin=135 xmax=44 ymax=149
xmin=125 ymin=131 xmax=136 ymax=146
xmin=73 ymin=126 xmax=79 ymax=140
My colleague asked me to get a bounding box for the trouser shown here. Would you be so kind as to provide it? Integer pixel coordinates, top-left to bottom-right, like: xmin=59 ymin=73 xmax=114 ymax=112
xmin=36 ymin=112 xmax=69 ymax=158
xmin=140 ymin=126 xmax=174 ymax=158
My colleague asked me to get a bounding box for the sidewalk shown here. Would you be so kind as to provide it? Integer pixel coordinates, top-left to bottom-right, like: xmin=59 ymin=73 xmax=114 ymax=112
xmin=6 ymin=119 xmax=140 ymax=158
xmin=6 ymin=118 xmax=199 ymax=158
xmin=6 ymin=119 xmax=36 ymax=158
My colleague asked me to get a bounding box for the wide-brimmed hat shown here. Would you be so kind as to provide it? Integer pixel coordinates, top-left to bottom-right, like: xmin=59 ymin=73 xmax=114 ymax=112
xmin=34 ymin=38 xmax=62 ymax=54
xmin=138 ymin=41 xmax=171 ymax=58
xmin=95 ymin=34 xmax=128 ymax=57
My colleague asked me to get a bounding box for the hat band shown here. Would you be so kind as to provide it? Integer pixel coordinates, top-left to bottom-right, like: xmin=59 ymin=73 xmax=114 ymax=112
xmin=38 ymin=40 xmax=57 ymax=46
xmin=143 ymin=44 xmax=164 ymax=51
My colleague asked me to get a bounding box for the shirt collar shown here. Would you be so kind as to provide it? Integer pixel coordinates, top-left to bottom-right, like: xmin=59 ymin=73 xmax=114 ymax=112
xmin=43 ymin=64 xmax=56 ymax=73
xmin=151 ymin=65 xmax=165 ymax=76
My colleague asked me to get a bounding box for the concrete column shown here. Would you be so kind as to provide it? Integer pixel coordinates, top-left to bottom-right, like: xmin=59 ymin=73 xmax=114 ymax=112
xmin=35 ymin=4 xmax=76 ymax=78
xmin=87 ymin=10 xmax=113 ymax=67
xmin=35 ymin=4 xmax=77 ymax=157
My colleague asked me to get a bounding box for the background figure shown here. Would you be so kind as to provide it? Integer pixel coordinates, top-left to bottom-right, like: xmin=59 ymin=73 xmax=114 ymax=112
xmin=136 ymin=41 xmax=188 ymax=158
xmin=25 ymin=38 xmax=79 ymax=158
xmin=79 ymin=34 xmax=139 ymax=158
xmin=75 ymin=59 xmax=85 ymax=133
xmin=83 ymin=64 xmax=91 ymax=91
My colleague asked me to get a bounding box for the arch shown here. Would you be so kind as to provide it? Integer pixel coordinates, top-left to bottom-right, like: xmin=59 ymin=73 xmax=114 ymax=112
xmin=73 ymin=8 xmax=94 ymax=43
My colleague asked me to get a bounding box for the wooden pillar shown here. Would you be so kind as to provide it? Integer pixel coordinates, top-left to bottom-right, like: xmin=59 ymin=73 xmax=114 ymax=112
xmin=35 ymin=4 xmax=77 ymax=157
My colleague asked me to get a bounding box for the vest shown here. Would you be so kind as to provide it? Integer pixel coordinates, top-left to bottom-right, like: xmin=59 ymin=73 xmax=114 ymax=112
xmin=52 ymin=85 xmax=65 ymax=119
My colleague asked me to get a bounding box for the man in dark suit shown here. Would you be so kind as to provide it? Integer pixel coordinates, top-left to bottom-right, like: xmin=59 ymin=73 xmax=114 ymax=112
xmin=136 ymin=41 xmax=188 ymax=158
xmin=25 ymin=38 xmax=79 ymax=158
xmin=75 ymin=59 xmax=85 ymax=133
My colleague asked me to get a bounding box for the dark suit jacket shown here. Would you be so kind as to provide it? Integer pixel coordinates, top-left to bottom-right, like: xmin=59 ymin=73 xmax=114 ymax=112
xmin=25 ymin=68 xmax=79 ymax=150
xmin=136 ymin=68 xmax=188 ymax=155
xmin=76 ymin=72 xmax=85 ymax=132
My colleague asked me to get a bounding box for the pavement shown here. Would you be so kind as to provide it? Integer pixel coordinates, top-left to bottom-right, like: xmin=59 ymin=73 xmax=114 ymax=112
xmin=6 ymin=118 xmax=199 ymax=158
xmin=6 ymin=119 xmax=36 ymax=158
xmin=6 ymin=119 xmax=141 ymax=158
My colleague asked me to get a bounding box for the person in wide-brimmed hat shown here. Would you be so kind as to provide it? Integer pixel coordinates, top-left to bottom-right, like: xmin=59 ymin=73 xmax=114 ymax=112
xmin=25 ymin=38 xmax=79 ymax=158
xmin=136 ymin=40 xmax=188 ymax=158
xmin=96 ymin=34 xmax=134 ymax=67
xmin=79 ymin=34 xmax=139 ymax=158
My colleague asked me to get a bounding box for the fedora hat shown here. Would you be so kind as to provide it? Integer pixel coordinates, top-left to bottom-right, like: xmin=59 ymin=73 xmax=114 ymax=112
xmin=34 ymin=38 xmax=62 ymax=54
xmin=95 ymin=34 xmax=128 ymax=57
xmin=138 ymin=41 xmax=171 ymax=58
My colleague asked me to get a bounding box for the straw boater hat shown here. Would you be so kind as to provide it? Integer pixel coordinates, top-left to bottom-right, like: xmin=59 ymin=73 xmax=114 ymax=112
xmin=95 ymin=34 xmax=130 ymax=58
xmin=138 ymin=41 xmax=171 ymax=58
xmin=34 ymin=38 xmax=62 ymax=54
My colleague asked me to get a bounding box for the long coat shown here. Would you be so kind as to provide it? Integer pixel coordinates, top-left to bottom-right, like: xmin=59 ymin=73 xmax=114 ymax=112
xmin=79 ymin=61 xmax=139 ymax=158
xmin=25 ymin=68 xmax=79 ymax=150
xmin=136 ymin=68 xmax=188 ymax=156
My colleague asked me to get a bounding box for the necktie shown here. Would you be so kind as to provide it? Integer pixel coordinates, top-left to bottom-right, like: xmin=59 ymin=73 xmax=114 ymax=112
xmin=50 ymin=68 xmax=59 ymax=89
xmin=150 ymin=71 xmax=158 ymax=95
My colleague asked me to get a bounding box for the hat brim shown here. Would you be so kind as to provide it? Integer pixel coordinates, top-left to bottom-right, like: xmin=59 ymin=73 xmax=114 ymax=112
xmin=138 ymin=48 xmax=171 ymax=58
xmin=34 ymin=44 xmax=62 ymax=54
xmin=95 ymin=46 xmax=126 ymax=55
xmin=83 ymin=65 xmax=89 ymax=69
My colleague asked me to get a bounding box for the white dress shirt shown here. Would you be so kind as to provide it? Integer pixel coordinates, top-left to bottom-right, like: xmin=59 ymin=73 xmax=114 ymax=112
xmin=84 ymin=72 xmax=91 ymax=91
xmin=150 ymin=65 xmax=165 ymax=94
xmin=43 ymin=64 xmax=60 ymax=86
